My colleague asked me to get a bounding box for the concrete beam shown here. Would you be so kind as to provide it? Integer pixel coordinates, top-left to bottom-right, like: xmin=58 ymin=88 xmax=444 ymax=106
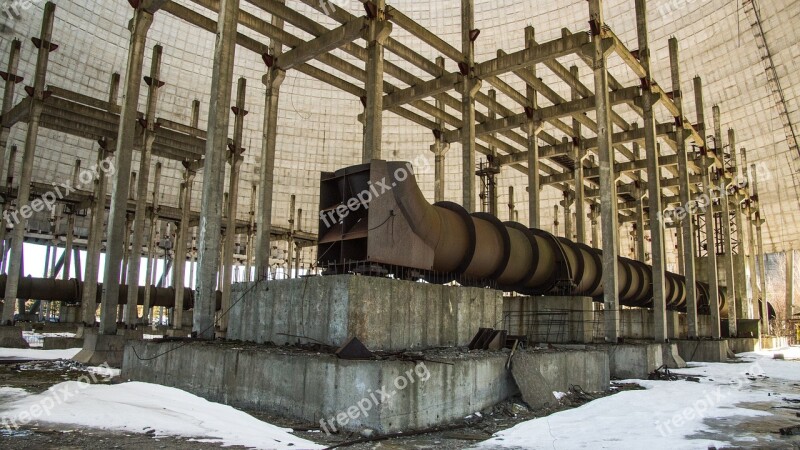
xmin=382 ymin=72 xmax=460 ymax=111
xmin=275 ymin=17 xmax=367 ymax=70
xmin=474 ymin=32 xmax=590 ymax=78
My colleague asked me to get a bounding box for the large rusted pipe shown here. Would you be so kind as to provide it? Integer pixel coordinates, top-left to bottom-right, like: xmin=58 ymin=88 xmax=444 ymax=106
xmin=318 ymin=160 xmax=725 ymax=314
xmin=0 ymin=275 xmax=221 ymax=311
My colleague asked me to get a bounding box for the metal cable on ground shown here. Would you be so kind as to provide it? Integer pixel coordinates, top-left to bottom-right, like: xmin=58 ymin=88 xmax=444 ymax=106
xmin=131 ymin=276 xmax=268 ymax=362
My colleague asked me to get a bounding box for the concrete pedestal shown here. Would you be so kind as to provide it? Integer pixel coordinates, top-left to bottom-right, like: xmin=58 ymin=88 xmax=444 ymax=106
xmin=123 ymin=341 xmax=517 ymax=434
xmin=511 ymin=349 xmax=609 ymax=409
xmin=603 ymin=342 xmax=685 ymax=379
xmin=228 ymin=275 xmax=503 ymax=351
xmin=166 ymin=328 xmax=192 ymax=338
xmin=0 ymin=326 xmax=29 ymax=348
xmin=675 ymin=339 xmax=729 ymax=362
xmin=72 ymin=329 xmax=130 ymax=367
xmin=504 ymin=296 xmax=594 ymax=343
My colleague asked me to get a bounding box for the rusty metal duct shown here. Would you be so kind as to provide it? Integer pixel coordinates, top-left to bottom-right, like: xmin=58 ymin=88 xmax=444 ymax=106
xmin=0 ymin=275 xmax=221 ymax=311
xmin=318 ymin=160 xmax=724 ymax=314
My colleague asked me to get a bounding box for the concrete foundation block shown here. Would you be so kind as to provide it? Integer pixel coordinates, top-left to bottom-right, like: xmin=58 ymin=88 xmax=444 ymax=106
xmin=760 ymin=336 xmax=789 ymax=350
xmin=662 ymin=343 xmax=687 ymax=369
xmin=165 ymin=328 xmax=192 ymax=338
xmin=123 ymin=341 xmax=517 ymax=434
xmin=72 ymin=329 xmax=129 ymax=367
xmin=0 ymin=326 xmax=29 ymax=348
xmin=727 ymin=337 xmax=759 ymax=354
xmin=229 ymin=275 xmax=503 ymax=351
xmin=511 ymin=349 xmax=610 ymax=409
xmin=504 ymin=296 xmax=594 ymax=344
xmin=605 ymin=343 xmax=664 ymax=379
xmin=675 ymin=339 xmax=729 ymax=362
xmin=43 ymin=337 xmax=83 ymax=350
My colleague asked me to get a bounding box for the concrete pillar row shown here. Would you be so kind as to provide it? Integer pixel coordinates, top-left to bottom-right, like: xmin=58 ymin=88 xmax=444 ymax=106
xmin=125 ymin=44 xmax=164 ymax=327
xmin=194 ymin=0 xmax=240 ymax=339
xmin=589 ymin=0 xmax=620 ymax=342
xmin=2 ymin=2 xmax=56 ymax=326
xmin=0 ymin=40 xmax=22 ymax=274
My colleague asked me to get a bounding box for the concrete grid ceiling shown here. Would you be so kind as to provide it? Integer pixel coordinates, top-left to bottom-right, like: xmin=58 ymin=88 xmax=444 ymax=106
xmin=0 ymin=0 xmax=798 ymax=328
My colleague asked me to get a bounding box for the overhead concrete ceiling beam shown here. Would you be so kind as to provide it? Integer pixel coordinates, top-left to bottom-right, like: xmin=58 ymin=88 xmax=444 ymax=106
xmin=276 ymin=17 xmax=368 ymax=70
xmin=475 ymin=32 xmax=590 ymax=78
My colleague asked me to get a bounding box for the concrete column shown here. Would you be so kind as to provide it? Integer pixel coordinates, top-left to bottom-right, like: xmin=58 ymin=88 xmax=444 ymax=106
xmin=589 ymin=204 xmax=600 ymax=248
xmin=570 ymin=65 xmax=586 ymax=244
xmin=194 ymin=0 xmax=240 ymax=339
xmin=716 ymin=107 xmax=737 ymax=336
xmin=487 ymin=89 xmax=499 ymax=216
xmin=80 ymin=141 xmax=112 ymax=326
xmin=0 ymin=39 xmax=21 ymax=170
xmin=525 ymin=27 xmax=541 ymax=228
xmin=561 ymin=191 xmax=574 ymax=240
xmin=787 ymin=250 xmax=795 ymax=322
xmin=245 ymin=183 xmax=256 ymax=282
xmin=0 ymin=145 xmax=16 ymax=273
xmin=431 ymin=56 xmax=449 ymax=204
xmin=507 ymin=186 xmax=515 ymax=222
xmin=752 ymin=167 xmax=768 ymax=334
xmin=254 ymin=65 xmax=285 ymax=279
xmin=589 ymin=0 xmax=619 ymax=342
xmin=220 ymin=77 xmax=247 ymax=332
xmin=142 ymin=162 xmax=161 ymax=320
xmin=729 ymin=129 xmax=748 ymax=321
xmin=695 ymin=77 xmax=721 ymax=338
xmin=635 ymin=189 xmax=645 ymax=262
xmin=2 ymin=3 xmax=56 ymax=325
xmin=62 ymin=213 xmax=74 ymax=280
xmin=173 ymin=166 xmax=194 ymax=330
xmin=98 ymin=2 xmax=154 ymax=335
xmin=635 ymin=0 xmax=668 ymax=342
xmin=286 ymin=194 xmax=296 ymax=279
xmin=461 ymin=0 xmax=478 ymax=213
xmin=363 ymin=0 xmax=390 ymax=161
xmin=668 ymin=38 xmax=698 ymax=338
xmin=742 ymin=149 xmax=759 ymax=320
xmin=124 ymin=44 xmax=163 ymax=326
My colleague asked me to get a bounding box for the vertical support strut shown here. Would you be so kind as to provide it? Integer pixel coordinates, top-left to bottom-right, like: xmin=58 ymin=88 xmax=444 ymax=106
xmin=254 ymin=4 xmax=286 ymax=280
xmin=669 ymin=37 xmax=698 ymax=338
xmin=589 ymin=0 xmax=619 ymax=342
xmin=571 ymin=65 xmax=586 ymax=245
xmin=194 ymin=0 xmax=240 ymax=339
xmin=220 ymin=77 xmax=247 ymax=332
xmin=695 ymin=76 xmax=721 ymax=338
xmin=431 ymin=56 xmax=449 ymax=204
xmin=717 ymin=108 xmax=737 ymax=337
xmin=635 ymin=0 xmax=668 ymax=342
xmin=173 ymin=165 xmax=195 ymax=330
xmin=3 ymin=3 xmax=56 ymax=325
xmin=526 ymin=27 xmax=540 ymax=228
xmin=99 ymin=2 xmax=154 ymax=335
xmin=125 ymin=43 xmax=163 ymax=326
xmin=0 ymin=39 xmax=22 ymax=271
xmin=363 ymin=0 xmax=389 ymax=162
xmin=461 ymin=0 xmax=478 ymax=213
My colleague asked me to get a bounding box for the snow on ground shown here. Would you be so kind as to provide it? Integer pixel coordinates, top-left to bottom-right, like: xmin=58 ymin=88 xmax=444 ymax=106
xmin=476 ymin=346 xmax=800 ymax=450
xmin=0 ymin=347 xmax=81 ymax=360
xmin=0 ymin=381 xmax=324 ymax=449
